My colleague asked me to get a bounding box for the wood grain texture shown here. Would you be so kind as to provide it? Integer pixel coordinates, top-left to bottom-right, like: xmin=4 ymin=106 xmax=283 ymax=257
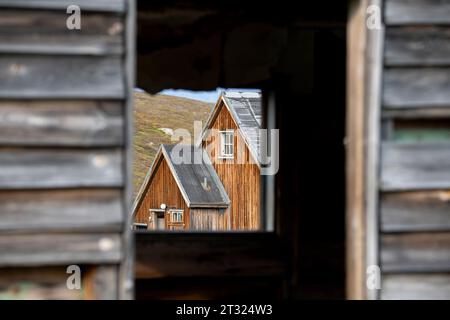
xmin=0 ymin=101 xmax=124 ymax=147
xmin=383 ymin=68 xmax=450 ymax=108
xmin=0 ymin=0 xmax=125 ymax=12
xmin=0 ymin=189 xmax=123 ymax=232
xmin=385 ymin=27 xmax=450 ymax=66
xmin=0 ymin=149 xmax=123 ymax=189
xmin=135 ymin=232 xmax=286 ymax=279
xmin=385 ymin=0 xmax=450 ymax=25
xmin=202 ymin=100 xmax=260 ymax=230
xmin=381 ymin=191 xmax=450 ymax=232
xmin=382 ymin=274 xmax=450 ymax=299
xmin=381 ymin=232 xmax=450 ymax=272
xmin=190 ymin=208 xmax=228 ymax=230
xmin=382 ymin=108 xmax=450 ymax=119
xmin=134 ymin=154 xmax=191 ymax=230
xmin=381 ymin=142 xmax=450 ymax=191
xmin=0 ymin=56 xmax=124 ymax=99
xmin=0 ymin=234 xmax=122 ymax=266
xmin=0 ymin=10 xmax=123 ymax=55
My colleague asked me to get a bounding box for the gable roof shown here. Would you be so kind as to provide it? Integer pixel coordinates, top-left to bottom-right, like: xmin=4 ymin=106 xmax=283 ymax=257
xmin=200 ymin=91 xmax=263 ymax=165
xmin=133 ymin=144 xmax=230 ymax=214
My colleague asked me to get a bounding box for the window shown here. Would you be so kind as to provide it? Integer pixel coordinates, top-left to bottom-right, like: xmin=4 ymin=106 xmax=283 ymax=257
xmin=219 ymin=130 xmax=234 ymax=159
xmin=170 ymin=210 xmax=184 ymax=223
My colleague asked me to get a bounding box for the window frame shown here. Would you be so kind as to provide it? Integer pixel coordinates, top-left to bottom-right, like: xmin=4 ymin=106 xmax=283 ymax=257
xmin=218 ymin=130 xmax=234 ymax=159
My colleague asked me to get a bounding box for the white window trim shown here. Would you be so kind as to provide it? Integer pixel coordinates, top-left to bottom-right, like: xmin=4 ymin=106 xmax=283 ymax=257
xmin=168 ymin=209 xmax=184 ymax=224
xmin=218 ymin=130 xmax=234 ymax=159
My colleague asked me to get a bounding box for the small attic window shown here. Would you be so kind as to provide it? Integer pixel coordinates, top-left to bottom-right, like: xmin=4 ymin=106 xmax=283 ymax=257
xmin=219 ymin=130 xmax=234 ymax=159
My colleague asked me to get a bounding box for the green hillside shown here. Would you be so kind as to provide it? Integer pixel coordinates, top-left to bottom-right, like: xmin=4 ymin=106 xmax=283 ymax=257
xmin=133 ymin=92 xmax=213 ymax=197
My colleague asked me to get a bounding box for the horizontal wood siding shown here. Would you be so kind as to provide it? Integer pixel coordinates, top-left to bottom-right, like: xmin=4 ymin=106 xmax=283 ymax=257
xmin=379 ymin=0 xmax=450 ymax=299
xmin=381 ymin=143 xmax=450 ymax=191
xmin=0 ymin=0 xmax=131 ymax=299
xmin=0 ymin=189 xmax=123 ymax=233
xmin=0 ymin=56 xmax=124 ymax=99
xmin=385 ymin=0 xmax=450 ymax=25
xmin=381 ymin=232 xmax=450 ymax=273
xmin=0 ymin=234 xmax=122 ymax=266
xmin=381 ymin=191 xmax=450 ymax=232
xmin=0 ymin=101 xmax=123 ymax=146
xmin=381 ymin=274 xmax=450 ymax=300
xmin=0 ymin=0 xmax=126 ymax=12
xmin=0 ymin=10 xmax=123 ymax=55
xmin=203 ymin=101 xmax=260 ymax=230
xmin=0 ymin=149 xmax=123 ymax=189
xmin=134 ymin=156 xmax=190 ymax=230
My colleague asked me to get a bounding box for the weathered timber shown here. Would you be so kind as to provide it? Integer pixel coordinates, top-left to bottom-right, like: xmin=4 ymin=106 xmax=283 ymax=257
xmin=0 ymin=189 xmax=123 ymax=233
xmin=381 ymin=191 xmax=450 ymax=232
xmin=381 ymin=232 xmax=450 ymax=273
xmin=0 ymin=149 xmax=123 ymax=189
xmin=0 ymin=56 xmax=124 ymax=99
xmin=382 ymin=274 xmax=450 ymax=300
xmin=385 ymin=27 xmax=450 ymax=66
xmin=0 ymin=101 xmax=123 ymax=147
xmin=0 ymin=10 xmax=123 ymax=55
xmin=385 ymin=0 xmax=450 ymax=25
xmin=383 ymin=68 xmax=450 ymax=108
xmin=381 ymin=142 xmax=450 ymax=191
xmin=0 ymin=234 xmax=122 ymax=266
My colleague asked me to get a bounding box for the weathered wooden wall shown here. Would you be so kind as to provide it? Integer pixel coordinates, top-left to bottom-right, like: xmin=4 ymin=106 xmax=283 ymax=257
xmin=202 ymin=101 xmax=260 ymax=230
xmin=348 ymin=0 xmax=450 ymax=300
xmin=0 ymin=0 xmax=134 ymax=299
xmin=380 ymin=0 xmax=450 ymax=300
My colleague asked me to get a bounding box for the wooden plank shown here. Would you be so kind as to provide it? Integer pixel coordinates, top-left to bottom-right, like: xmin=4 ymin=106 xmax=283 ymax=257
xmin=382 ymin=274 xmax=450 ymax=299
xmin=0 ymin=189 xmax=123 ymax=232
xmin=135 ymin=232 xmax=286 ymax=279
xmin=119 ymin=0 xmax=135 ymax=300
xmin=0 ymin=149 xmax=123 ymax=189
xmin=0 ymin=234 xmax=122 ymax=266
xmin=0 ymin=0 xmax=125 ymax=12
xmin=385 ymin=27 xmax=450 ymax=66
xmin=346 ymin=0 xmax=368 ymax=300
xmin=381 ymin=191 xmax=450 ymax=232
xmin=381 ymin=142 xmax=450 ymax=191
xmin=0 ymin=101 xmax=124 ymax=147
xmin=385 ymin=0 xmax=450 ymax=25
xmin=0 ymin=56 xmax=124 ymax=99
xmin=382 ymin=108 xmax=450 ymax=119
xmin=0 ymin=10 xmax=123 ymax=55
xmin=383 ymin=68 xmax=450 ymax=108
xmin=381 ymin=232 xmax=450 ymax=272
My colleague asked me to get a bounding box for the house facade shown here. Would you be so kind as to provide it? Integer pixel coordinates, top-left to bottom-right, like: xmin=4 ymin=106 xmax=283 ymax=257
xmin=133 ymin=91 xmax=262 ymax=231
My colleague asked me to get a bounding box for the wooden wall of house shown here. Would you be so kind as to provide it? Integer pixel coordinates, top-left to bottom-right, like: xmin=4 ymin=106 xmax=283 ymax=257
xmin=379 ymin=0 xmax=450 ymax=300
xmin=0 ymin=0 xmax=134 ymax=299
xmin=202 ymin=101 xmax=260 ymax=230
xmin=190 ymin=208 xmax=228 ymax=230
xmin=134 ymin=157 xmax=191 ymax=229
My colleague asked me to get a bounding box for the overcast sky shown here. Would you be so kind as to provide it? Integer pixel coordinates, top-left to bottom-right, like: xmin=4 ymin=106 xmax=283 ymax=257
xmin=135 ymin=88 xmax=260 ymax=103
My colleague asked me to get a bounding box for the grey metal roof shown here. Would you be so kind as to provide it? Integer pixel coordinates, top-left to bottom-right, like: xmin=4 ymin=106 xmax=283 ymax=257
xmin=222 ymin=91 xmax=262 ymax=164
xmin=161 ymin=144 xmax=230 ymax=208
